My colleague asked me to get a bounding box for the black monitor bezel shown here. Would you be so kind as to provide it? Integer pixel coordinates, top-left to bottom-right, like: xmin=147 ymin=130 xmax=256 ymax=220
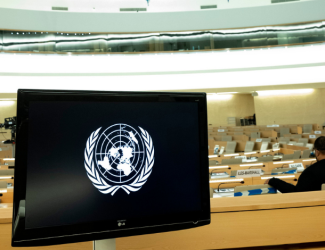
xmin=12 ymin=89 xmax=210 ymax=246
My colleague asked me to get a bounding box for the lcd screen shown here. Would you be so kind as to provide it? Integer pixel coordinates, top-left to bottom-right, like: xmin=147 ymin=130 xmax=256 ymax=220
xmin=25 ymin=101 xmax=202 ymax=229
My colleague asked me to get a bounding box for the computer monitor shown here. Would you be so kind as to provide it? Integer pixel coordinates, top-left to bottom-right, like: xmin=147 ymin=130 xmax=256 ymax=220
xmin=12 ymin=89 xmax=210 ymax=246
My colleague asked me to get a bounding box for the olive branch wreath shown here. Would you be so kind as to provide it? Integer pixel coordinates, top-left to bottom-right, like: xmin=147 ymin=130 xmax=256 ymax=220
xmin=84 ymin=127 xmax=154 ymax=196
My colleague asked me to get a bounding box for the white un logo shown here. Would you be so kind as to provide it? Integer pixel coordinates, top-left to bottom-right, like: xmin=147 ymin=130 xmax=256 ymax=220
xmin=84 ymin=124 xmax=155 ymax=196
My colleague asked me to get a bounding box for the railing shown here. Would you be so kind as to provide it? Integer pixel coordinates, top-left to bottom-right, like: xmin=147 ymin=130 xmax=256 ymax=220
xmin=0 ymin=21 xmax=324 ymax=54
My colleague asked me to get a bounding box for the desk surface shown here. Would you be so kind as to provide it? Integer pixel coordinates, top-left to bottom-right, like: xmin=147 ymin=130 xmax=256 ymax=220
xmin=2 ymin=191 xmax=325 ymax=223
xmin=210 ymin=190 xmax=325 ymax=212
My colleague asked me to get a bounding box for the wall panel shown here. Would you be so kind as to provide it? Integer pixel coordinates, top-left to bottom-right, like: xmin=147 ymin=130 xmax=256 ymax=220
xmin=254 ymin=88 xmax=325 ymax=126
xmin=207 ymin=94 xmax=255 ymax=126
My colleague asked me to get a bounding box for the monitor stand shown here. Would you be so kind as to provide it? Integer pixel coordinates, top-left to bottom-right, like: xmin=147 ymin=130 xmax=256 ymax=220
xmin=93 ymin=239 xmax=116 ymax=250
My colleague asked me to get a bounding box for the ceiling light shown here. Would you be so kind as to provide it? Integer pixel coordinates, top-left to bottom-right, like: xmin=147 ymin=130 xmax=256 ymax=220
xmin=207 ymin=94 xmax=233 ymax=101
xmin=257 ymin=89 xmax=314 ymax=96
xmin=0 ymin=101 xmax=16 ymax=106
xmin=217 ymin=92 xmax=238 ymax=95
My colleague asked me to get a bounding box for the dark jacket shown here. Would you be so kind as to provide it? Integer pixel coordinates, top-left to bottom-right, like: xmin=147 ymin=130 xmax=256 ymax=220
xmin=268 ymin=159 xmax=325 ymax=193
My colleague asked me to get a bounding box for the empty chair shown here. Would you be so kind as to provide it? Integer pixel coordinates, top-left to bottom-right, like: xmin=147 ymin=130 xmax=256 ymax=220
xmin=260 ymin=141 xmax=269 ymax=151
xmin=230 ymin=170 xmax=238 ymax=177
xmin=0 ymin=169 xmax=14 ymax=175
xmin=244 ymin=141 xmax=255 ymax=152
xmin=261 ymin=138 xmax=271 ymax=142
xmin=303 ymin=124 xmax=313 ymax=133
xmin=298 ymin=138 xmax=308 ymax=146
xmin=287 ymin=141 xmax=297 ymax=145
xmin=209 ymin=187 xmax=214 ymax=198
xmin=258 ymin=156 xmax=273 ymax=162
xmin=280 ymin=128 xmax=290 ymax=137
xmin=234 ymin=132 xmax=244 ymax=135
xmin=208 ymin=136 xmax=214 ymax=140
xmin=222 ymin=136 xmax=232 ymax=142
xmin=225 ymin=141 xmax=237 ymax=153
xmin=279 ymin=137 xmax=290 ymax=143
xmin=0 ymin=181 xmax=7 ymax=190
xmin=322 ymin=184 xmax=325 ymax=191
xmin=293 ymin=150 xmax=301 ymax=159
xmin=295 ymin=143 xmax=304 ymax=147
xmin=301 ymin=149 xmax=311 ymax=159
xmin=234 ymin=129 xmax=243 ymax=132
xmin=282 ymin=154 xmax=294 ymax=160
xmin=209 ymin=160 xmax=217 ymax=166
xmin=221 ymin=158 xmax=242 ymax=165
xmin=251 ymin=132 xmax=260 ymax=138
xmin=291 ymin=134 xmax=302 ymax=138
xmin=250 ymin=129 xmax=259 ymax=132
xmin=218 ymin=132 xmax=228 ymax=135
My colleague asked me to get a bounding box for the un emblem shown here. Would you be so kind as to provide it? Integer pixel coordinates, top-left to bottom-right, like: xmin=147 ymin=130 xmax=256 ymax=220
xmin=84 ymin=124 xmax=155 ymax=195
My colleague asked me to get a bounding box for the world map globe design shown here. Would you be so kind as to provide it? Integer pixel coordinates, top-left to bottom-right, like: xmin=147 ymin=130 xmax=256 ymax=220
xmin=95 ymin=124 xmax=145 ymax=184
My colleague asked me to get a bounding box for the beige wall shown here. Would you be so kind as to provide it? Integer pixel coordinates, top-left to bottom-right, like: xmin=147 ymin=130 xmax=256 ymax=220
xmin=0 ymin=101 xmax=17 ymax=140
xmin=254 ymin=88 xmax=325 ymax=126
xmin=207 ymin=94 xmax=255 ymax=126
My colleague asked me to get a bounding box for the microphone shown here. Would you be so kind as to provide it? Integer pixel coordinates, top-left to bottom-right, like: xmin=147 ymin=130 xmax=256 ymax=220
xmin=249 ymin=165 xmax=265 ymax=169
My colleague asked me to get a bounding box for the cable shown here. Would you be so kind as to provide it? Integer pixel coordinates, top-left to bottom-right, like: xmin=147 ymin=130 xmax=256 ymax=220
xmin=280 ymin=163 xmax=289 ymax=169
xmin=249 ymin=165 xmax=265 ymax=169
xmin=217 ymin=181 xmax=244 ymax=192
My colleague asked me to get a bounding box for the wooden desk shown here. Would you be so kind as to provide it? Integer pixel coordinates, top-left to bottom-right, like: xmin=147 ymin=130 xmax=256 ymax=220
xmin=0 ymin=165 xmax=12 ymax=170
xmin=0 ymin=151 xmax=13 ymax=159
xmin=117 ymin=191 xmax=325 ymax=250
xmin=2 ymin=189 xmax=325 ymax=250
xmin=209 ymin=162 xmax=267 ymax=174
xmin=1 ymin=188 xmax=13 ymax=203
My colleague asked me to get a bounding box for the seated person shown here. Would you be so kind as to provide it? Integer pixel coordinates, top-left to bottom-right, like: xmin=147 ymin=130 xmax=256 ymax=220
xmin=265 ymin=136 xmax=325 ymax=193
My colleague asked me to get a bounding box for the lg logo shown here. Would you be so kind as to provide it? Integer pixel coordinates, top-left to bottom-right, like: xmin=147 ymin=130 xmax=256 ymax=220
xmin=117 ymin=220 xmax=126 ymax=227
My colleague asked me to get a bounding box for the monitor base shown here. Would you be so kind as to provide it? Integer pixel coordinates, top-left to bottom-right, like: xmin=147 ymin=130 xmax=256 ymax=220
xmin=93 ymin=238 xmax=116 ymax=250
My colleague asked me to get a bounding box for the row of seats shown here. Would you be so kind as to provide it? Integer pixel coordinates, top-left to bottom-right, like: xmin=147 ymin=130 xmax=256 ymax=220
xmin=278 ymin=137 xmax=309 ymax=146
xmin=211 ymin=124 xmax=314 ymax=133
xmin=212 ymin=140 xmax=271 ymax=154
xmin=209 ymin=149 xmax=311 ymax=165
xmin=210 ymin=132 xmax=267 ymax=139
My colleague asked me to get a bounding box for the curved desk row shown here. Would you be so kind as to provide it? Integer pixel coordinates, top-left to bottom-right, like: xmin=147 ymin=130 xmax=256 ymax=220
xmin=1 ymin=191 xmax=325 ymax=250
